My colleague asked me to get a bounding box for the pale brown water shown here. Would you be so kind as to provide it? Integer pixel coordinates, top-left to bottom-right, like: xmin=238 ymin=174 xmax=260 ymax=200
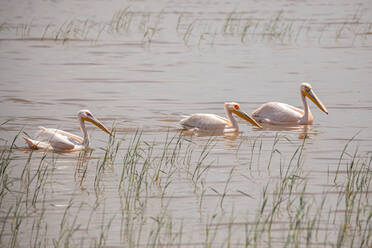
xmin=0 ymin=0 xmax=372 ymax=247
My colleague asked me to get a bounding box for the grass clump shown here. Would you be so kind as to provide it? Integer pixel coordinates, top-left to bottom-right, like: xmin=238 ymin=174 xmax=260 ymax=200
xmin=0 ymin=130 xmax=371 ymax=247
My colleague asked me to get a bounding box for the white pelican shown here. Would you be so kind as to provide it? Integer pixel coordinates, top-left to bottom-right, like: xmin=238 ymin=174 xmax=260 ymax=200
xmin=252 ymin=82 xmax=328 ymax=125
xmin=180 ymin=102 xmax=262 ymax=133
xmin=23 ymin=110 xmax=111 ymax=152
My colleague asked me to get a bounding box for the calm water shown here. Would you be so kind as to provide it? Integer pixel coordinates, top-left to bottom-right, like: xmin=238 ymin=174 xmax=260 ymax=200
xmin=0 ymin=0 xmax=372 ymax=247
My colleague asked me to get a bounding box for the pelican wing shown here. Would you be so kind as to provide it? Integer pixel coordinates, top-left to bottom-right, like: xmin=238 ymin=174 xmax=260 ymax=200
xmin=180 ymin=114 xmax=229 ymax=131
xmin=36 ymin=127 xmax=82 ymax=151
xmin=252 ymin=102 xmax=303 ymax=123
xmin=37 ymin=127 xmax=83 ymax=143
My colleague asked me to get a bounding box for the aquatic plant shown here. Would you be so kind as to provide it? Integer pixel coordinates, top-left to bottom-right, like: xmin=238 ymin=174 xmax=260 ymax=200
xmin=0 ymin=8 xmax=370 ymax=47
xmin=0 ymin=130 xmax=371 ymax=247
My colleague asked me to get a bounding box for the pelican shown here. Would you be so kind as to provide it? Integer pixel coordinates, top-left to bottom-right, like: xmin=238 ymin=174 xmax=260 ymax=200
xmin=180 ymin=102 xmax=262 ymax=133
xmin=23 ymin=110 xmax=111 ymax=152
xmin=252 ymin=82 xmax=328 ymax=125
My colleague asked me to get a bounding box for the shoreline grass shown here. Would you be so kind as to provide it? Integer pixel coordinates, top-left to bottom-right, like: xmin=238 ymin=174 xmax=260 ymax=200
xmin=0 ymin=130 xmax=370 ymax=247
xmin=0 ymin=9 xmax=370 ymax=47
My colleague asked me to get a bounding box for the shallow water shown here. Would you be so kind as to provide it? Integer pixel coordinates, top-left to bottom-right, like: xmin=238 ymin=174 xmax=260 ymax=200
xmin=0 ymin=0 xmax=372 ymax=247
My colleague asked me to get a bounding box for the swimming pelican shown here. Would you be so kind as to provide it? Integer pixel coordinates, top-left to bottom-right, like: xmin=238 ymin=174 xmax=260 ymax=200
xmin=180 ymin=102 xmax=262 ymax=133
xmin=23 ymin=110 xmax=111 ymax=152
xmin=252 ymin=82 xmax=328 ymax=125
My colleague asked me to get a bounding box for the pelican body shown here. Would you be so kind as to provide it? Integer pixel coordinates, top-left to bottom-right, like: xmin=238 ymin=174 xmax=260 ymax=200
xmin=23 ymin=110 xmax=110 ymax=152
xmin=180 ymin=102 xmax=262 ymax=133
xmin=252 ymin=83 xmax=328 ymax=125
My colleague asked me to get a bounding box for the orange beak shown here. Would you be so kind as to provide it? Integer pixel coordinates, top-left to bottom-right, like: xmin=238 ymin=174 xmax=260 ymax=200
xmin=303 ymin=88 xmax=328 ymax=114
xmin=232 ymin=109 xmax=263 ymax=128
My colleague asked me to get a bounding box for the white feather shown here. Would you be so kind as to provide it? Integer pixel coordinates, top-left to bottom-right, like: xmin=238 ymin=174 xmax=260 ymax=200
xmin=252 ymin=102 xmax=303 ymax=124
xmin=180 ymin=114 xmax=228 ymax=131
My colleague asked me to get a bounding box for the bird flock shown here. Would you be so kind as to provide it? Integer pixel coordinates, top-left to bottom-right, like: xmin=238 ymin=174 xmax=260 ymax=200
xmin=23 ymin=82 xmax=328 ymax=152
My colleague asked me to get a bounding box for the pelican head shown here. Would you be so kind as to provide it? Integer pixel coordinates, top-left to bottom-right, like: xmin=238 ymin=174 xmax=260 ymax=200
xmin=226 ymin=102 xmax=262 ymax=128
xmin=78 ymin=110 xmax=111 ymax=134
xmin=300 ymin=83 xmax=328 ymax=114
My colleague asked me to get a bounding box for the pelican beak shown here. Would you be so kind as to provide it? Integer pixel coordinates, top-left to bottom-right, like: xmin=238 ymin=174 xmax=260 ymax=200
xmin=84 ymin=116 xmax=111 ymax=134
xmin=303 ymin=88 xmax=328 ymax=114
xmin=232 ymin=109 xmax=263 ymax=129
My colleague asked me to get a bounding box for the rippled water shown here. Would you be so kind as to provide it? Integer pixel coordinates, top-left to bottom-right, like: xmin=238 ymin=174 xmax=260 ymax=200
xmin=0 ymin=0 xmax=372 ymax=247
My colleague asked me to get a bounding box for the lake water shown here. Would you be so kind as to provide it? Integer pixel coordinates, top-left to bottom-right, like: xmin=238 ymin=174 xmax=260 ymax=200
xmin=0 ymin=0 xmax=371 ymax=247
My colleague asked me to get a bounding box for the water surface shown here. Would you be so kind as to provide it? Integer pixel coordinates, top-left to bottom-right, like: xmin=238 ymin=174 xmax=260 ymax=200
xmin=0 ymin=0 xmax=371 ymax=247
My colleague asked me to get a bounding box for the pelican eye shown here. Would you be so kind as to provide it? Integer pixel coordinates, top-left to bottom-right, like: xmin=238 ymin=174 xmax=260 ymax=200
xmin=234 ymin=104 xmax=239 ymax=110
xmin=86 ymin=112 xmax=93 ymax=118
